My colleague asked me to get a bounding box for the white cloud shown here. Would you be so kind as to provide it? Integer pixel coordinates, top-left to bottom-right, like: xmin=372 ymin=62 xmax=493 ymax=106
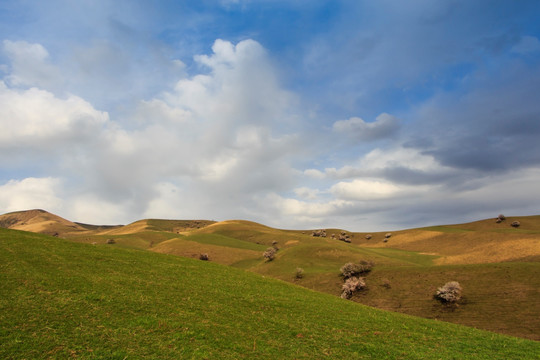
xmin=0 ymin=38 xmax=303 ymax=225
xmin=67 ymin=193 xmax=133 ymax=225
xmin=0 ymin=177 xmax=63 ymax=214
xmin=2 ymin=40 xmax=61 ymax=89
xmin=303 ymin=168 xmax=325 ymax=179
xmin=0 ymin=81 xmax=109 ymax=148
xmin=330 ymin=179 xmax=400 ymax=201
xmin=333 ymin=113 xmax=400 ymax=141
xmin=294 ymin=186 xmax=320 ymax=200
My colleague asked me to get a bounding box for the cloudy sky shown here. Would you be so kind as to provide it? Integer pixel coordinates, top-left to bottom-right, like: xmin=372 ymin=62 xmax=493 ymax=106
xmin=1 ymin=0 xmax=540 ymax=231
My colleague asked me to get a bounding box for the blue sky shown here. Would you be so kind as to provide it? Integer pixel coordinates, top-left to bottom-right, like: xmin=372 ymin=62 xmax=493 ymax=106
xmin=1 ymin=0 xmax=540 ymax=230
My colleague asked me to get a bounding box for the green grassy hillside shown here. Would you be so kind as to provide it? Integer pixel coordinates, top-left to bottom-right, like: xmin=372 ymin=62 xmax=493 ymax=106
xmin=60 ymin=216 xmax=540 ymax=340
xmin=2 ymin=228 xmax=538 ymax=359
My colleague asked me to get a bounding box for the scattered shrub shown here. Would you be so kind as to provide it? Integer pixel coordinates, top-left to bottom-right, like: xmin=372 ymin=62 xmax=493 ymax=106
xmin=263 ymin=247 xmax=277 ymax=261
xmin=199 ymin=253 xmax=209 ymax=261
xmin=381 ymin=279 xmax=391 ymax=289
xmin=435 ymin=281 xmax=462 ymax=304
xmin=384 ymin=233 xmax=392 ymax=238
xmin=106 ymin=238 xmax=115 ymax=244
xmin=341 ymin=277 xmax=366 ymax=299
xmin=338 ymin=233 xmax=351 ymax=243
xmin=340 ymin=260 xmax=373 ymax=278
xmin=311 ymin=229 xmax=327 ymax=237
xmin=497 ymin=214 xmax=506 ymax=221
xmin=511 ymin=221 xmax=520 ymax=228
xmin=295 ymin=267 xmax=304 ymax=279
xmin=365 ymin=234 xmax=372 ymax=240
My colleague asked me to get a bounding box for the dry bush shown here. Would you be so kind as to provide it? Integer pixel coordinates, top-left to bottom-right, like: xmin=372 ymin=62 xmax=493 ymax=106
xmin=365 ymin=234 xmax=372 ymax=240
xmin=311 ymin=229 xmax=327 ymax=237
xmin=511 ymin=221 xmax=520 ymax=228
xmin=199 ymin=253 xmax=209 ymax=261
xmin=340 ymin=260 xmax=373 ymax=278
xmin=498 ymin=214 xmax=506 ymax=221
xmin=385 ymin=233 xmax=392 ymax=238
xmin=381 ymin=278 xmax=391 ymax=289
xmin=295 ymin=267 xmax=304 ymax=279
xmin=435 ymin=281 xmax=462 ymax=303
xmin=341 ymin=277 xmax=366 ymax=299
xmin=263 ymin=247 xmax=277 ymax=261
xmin=106 ymin=238 xmax=115 ymax=244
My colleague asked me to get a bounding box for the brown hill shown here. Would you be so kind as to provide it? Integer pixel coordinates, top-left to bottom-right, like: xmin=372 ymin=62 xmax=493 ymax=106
xmin=0 ymin=209 xmax=87 ymax=236
xmin=352 ymin=215 xmax=540 ymax=264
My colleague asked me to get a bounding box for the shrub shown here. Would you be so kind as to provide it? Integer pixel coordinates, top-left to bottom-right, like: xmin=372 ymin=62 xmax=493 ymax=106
xmin=341 ymin=277 xmax=366 ymax=299
xmin=511 ymin=221 xmax=520 ymax=228
xmin=381 ymin=278 xmax=391 ymax=289
xmin=435 ymin=281 xmax=462 ymax=303
xmin=199 ymin=253 xmax=209 ymax=261
xmin=295 ymin=267 xmax=304 ymax=279
xmin=497 ymin=214 xmax=506 ymax=221
xmin=365 ymin=234 xmax=372 ymax=240
xmin=106 ymin=238 xmax=115 ymax=244
xmin=340 ymin=260 xmax=373 ymax=278
xmin=340 ymin=262 xmax=361 ymax=278
xmin=263 ymin=247 xmax=277 ymax=261
xmin=385 ymin=233 xmax=392 ymax=238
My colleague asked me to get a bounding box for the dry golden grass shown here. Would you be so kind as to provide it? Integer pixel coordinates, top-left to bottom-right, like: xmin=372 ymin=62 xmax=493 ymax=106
xmin=351 ymin=218 xmax=540 ymax=264
xmin=151 ymin=237 xmax=261 ymax=265
xmin=0 ymin=209 xmax=87 ymax=235
xmin=96 ymin=220 xmax=150 ymax=235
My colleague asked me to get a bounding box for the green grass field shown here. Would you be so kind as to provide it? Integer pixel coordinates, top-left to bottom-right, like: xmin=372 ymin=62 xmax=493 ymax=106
xmin=2 ymin=228 xmax=539 ymax=359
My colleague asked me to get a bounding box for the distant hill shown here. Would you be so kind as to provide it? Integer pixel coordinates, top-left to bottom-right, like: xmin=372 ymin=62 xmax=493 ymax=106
xmin=0 ymin=209 xmax=87 ymax=236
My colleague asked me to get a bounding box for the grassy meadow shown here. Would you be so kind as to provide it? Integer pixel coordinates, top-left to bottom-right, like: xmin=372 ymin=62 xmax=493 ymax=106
xmin=1 ymin=227 xmax=539 ymax=359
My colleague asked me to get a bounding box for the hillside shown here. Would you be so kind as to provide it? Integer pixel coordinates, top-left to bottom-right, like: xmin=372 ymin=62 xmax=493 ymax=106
xmin=0 ymin=209 xmax=87 ymax=236
xmin=1 ymin=228 xmax=538 ymax=359
xmin=3 ymin=209 xmax=540 ymax=340
xmin=352 ymin=215 xmax=540 ymax=264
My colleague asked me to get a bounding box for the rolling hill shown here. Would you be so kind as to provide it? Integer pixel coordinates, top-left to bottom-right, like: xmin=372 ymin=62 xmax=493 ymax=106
xmin=1 ymin=227 xmax=538 ymax=359
xmin=1 ymin=209 xmax=539 ymax=341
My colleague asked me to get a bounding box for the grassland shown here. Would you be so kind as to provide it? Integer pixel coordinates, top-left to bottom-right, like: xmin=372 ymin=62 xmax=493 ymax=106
xmin=1 ymin=228 xmax=539 ymax=359
xmin=2 ymin=210 xmax=539 ymax=342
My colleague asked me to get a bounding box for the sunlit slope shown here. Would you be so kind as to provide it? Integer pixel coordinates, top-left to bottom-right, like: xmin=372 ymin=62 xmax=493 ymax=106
xmin=352 ymin=215 xmax=540 ymax=264
xmin=0 ymin=209 xmax=87 ymax=236
xmin=1 ymin=228 xmax=538 ymax=359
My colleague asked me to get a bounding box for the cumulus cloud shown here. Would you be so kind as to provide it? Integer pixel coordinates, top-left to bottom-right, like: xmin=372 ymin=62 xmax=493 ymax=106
xmin=333 ymin=113 xmax=400 ymax=141
xmin=2 ymin=40 xmax=61 ymax=90
xmin=0 ymin=82 xmax=109 ymax=149
xmin=330 ymin=179 xmax=400 ymax=201
xmin=0 ymin=177 xmax=63 ymax=214
xmin=0 ymin=38 xmax=302 ymax=224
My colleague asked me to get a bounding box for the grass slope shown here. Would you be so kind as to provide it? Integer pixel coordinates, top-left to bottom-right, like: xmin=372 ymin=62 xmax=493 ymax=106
xmin=2 ymin=228 xmax=538 ymax=359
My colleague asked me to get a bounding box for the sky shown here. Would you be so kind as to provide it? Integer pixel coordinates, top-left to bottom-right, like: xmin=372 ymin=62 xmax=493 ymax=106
xmin=1 ymin=0 xmax=540 ymax=231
